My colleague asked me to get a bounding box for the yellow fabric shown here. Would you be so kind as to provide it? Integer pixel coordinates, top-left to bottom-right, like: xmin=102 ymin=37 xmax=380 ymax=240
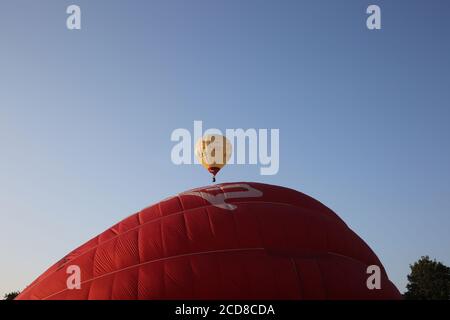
xmin=195 ymin=135 xmax=232 ymax=172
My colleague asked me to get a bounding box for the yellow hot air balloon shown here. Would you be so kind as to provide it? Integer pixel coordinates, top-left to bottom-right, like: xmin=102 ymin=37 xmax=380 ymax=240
xmin=195 ymin=134 xmax=232 ymax=182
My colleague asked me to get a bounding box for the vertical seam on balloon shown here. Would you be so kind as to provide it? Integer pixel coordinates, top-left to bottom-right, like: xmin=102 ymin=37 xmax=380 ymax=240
xmin=254 ymin=209 xmax=265 ymax=249
xmin=162 ymin=247 xmax=166 ymax=298
xmin=188 ymin=255 xmax=195 ymax=297
xmin=231 ymin=207 xmax=239 ymax=248
xmin=137 ymin=211 xmax=143 ymax=274
xmin=92 ymin=243 xmax=100 ymax=281
xmin=89 ymin=237 xmax=100 ymax=299
xmin=206 ymin=206 xmax=215 ymax=237
xmin=137 ymin=209 xmax=143 ymax=225
xmin=214 ymin=249 xmax=223 ymax=296
xmin=177 ymin=195 xmax=185 ymax=212
xmin=290 ymin=258 xmax=303 ymax=299
xmin=159 ymin=207 xmax=166 ymax=298
xmin=164 ymin=264 xmax=182 ymax=295
xmin=242 ymin=251 xmax=252 ymax=297
xmin=183 ymin=213 xmax=193 ymax=242
xmin=86 ymin=277 xmax=93 ymax=300
xmin=136 ymin=265 xmax=142 ymax=300
xmin=137 ymin=224 xmax=142 ymax=265
xmin=113 ymin=231 xmax=119 ymax=278
xmin=109 ymin=269 xmax=116 ymax=300
xmin=158 ymin=202 xmax=166 ymax=258
xmin=325 ymin=220 xmax=330 ymax=260
xmin=177 ymin=195 xmax=192 ymax=242
xmin=315 ymin=259 xmax=327 ymax=300
xmin=136 ymin=229 xmax=141 ymax=299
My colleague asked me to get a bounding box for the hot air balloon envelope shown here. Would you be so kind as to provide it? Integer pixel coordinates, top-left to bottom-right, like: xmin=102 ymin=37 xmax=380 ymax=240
xmin=16 ymin=182 xmax=401 ymax=300
xmin=195 ymin=134 xmax=232 ymax=181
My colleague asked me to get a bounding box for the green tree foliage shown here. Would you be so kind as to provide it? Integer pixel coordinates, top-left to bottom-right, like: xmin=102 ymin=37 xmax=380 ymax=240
xmin=3 ymin=291 xmax=20 ymax=300
xmin=404 ymin=256 xmax=450 ymax=300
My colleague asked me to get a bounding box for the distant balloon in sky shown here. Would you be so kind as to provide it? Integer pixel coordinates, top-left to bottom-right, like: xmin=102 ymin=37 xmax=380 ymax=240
xmin=16 ymin=182 xmax=401 ymax=300
xmin=195 ymin=134 xmax=232 ymax=182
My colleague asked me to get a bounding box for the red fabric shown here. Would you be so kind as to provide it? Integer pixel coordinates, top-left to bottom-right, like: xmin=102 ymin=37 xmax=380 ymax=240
xmin=16 ymin=182 xmax=401 ymax=300
xmin=207 ymin=167 xmax=220 ymax=176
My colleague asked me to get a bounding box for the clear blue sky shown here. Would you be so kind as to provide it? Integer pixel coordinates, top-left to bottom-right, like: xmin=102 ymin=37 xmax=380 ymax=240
xmin=1 ymin=0 xmax=449 ymax=296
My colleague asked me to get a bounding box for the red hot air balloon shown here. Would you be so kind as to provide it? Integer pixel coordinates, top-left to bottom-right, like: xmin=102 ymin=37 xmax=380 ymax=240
xmin=16 ymin=182 xmax=401 ymax=300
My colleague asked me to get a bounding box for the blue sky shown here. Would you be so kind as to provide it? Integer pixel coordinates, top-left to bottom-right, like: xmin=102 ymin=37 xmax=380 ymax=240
xmin=1 ymin=0 xmax=449 ymax=296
